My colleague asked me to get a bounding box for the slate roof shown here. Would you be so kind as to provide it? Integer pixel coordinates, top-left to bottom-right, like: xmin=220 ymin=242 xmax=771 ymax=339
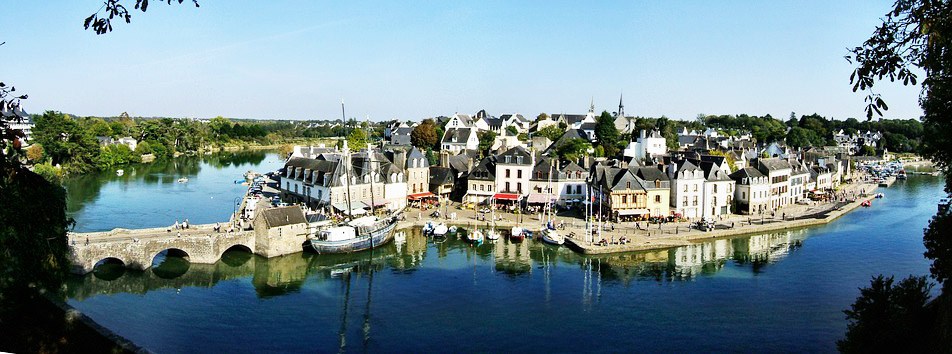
xmin=579 ymin=122 xmax=597 ymax=131
xmin=496 ymin=146 xmax=532 ymax=165
xmin=429 ymin=166 xmax=454 ymax=185
xmin=441 ymin=127 xmax=474 ymax=144
xmin=257 ymin=206 xmax=307 ymax=228
xmin=556 ymin=114 xmax=589 ymax=125
xmin=757 ymin=157 xmax=792 ymax=172
xmin=698 ymin=161 xmax=733 ymax=182
xmin=468 ymin=156 xmax=496 ymax=181
xmin=729 ymin=167 xmax=766 ymax=184
xmin=407 ymin=147 xmax=428 ymax=168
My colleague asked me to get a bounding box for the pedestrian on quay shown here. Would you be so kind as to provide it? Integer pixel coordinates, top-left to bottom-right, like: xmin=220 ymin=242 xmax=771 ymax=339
xmin=185 ymin=219 xmax=190 ymax=229
xmin=85 ymin=237 xmax=89 ymax=246
xmin=174 ymin=219 xmax=180 ymax=230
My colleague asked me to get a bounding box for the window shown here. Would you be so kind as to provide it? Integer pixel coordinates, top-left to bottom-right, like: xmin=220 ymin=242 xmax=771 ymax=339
xmin=683 ymin=196 xmax=688 ymax=206
xmin=742 ymin=191 xmax=746 ymax=199
xmin=577 ymin=185 xmax=583 ymax=194
xmin=713 ymin=196 xmax=717 ymax=205
xmin=472 ymin=184 xmax=476 ymax=190
xmin=480 ymin=185 xmax=484 ymax=191
xmin=655 ymin=195 xmax=661 ymax=203
xmin=693 ymin=185 xmax=698 ymax=192
xmin=488 ymin=185 xmax=493 ymax=192
xmin=683 ymin=184 xmax=688 ymax=192
xmin=506 ymin=169 xmax=511 ymax=178
xmin=622 ymin=195 xmax=627 ymax=204
xmin=517 ymin=170 xmax=522 ymax=179
xmin=655 ymin=180 xmax=660 ymax=188
xmin=626 ymin=182 xmax=631 ymax=189
xmin=506 ymin=182 xmax=510 ymax=192
xmin=294 ymin=185 xmax=298 ymax=193
xmin=693 ymin=196 xmax=698 ymax=206
xmin=286 ymin=182 xmax=290 ymax=190
xmin=517 ymin=183 xmax=522 ymax=193
xmin=714 ymin=185 xmax=718 ymax=193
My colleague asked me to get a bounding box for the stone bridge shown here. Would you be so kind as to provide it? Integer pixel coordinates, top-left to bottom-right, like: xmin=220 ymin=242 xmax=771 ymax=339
xmin=68 ymin=223 xmax=257 ymax=274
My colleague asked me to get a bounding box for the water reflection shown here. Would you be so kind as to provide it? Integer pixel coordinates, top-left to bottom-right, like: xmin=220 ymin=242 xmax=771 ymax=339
xmin=68 ymin=227 xmax=812 ymax=300
xmin=64 ymin=150 xmax=271 ymax=217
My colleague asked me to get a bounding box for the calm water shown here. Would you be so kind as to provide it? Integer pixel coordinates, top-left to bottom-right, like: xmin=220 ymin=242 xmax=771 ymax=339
xmin=63 ymin=153 xmax=944 ymax=352
xmin=65 ymin=150 xmax=287 ymax=232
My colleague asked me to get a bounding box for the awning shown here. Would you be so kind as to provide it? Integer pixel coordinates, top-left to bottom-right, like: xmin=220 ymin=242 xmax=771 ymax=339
xmin=493 ymin=193 xmax=521 ymax=201
xmin=362 ymin=200 xmax=389 ymax=208
xmin=332 ymin=203 xmax=367 ymax=216
xmin=526 ymin=193 xmax=555 ymax=204
xmin=616 ymin=209 xmax=648 ymax=216
xmin=408 ymin=192 xmax=436 ymax=200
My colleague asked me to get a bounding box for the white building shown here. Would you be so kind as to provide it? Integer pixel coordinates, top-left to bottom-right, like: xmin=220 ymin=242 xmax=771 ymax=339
xmin=755 ymin=158 xmax=792 ymax=210
xmin=730 ymin=167 xmax=769 ymax=215
xmin=667 ymin=159 xmax=705 ymax=219
xmin=494 ymin=146 xmax=534 ymax=195
xmin=441 ymin=127 xmax=479 ymax=152
xmin=623 ymin=129 xmax=667 ymax=161
xmin=698 ymin=161 xmax=735 ymax=218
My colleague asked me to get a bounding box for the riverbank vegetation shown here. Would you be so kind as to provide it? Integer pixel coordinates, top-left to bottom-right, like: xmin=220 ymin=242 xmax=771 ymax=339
xmin=28 ymin=111 xmax=348 ymax=177
xmin=840 ymin=1 xmax=952 ymax=352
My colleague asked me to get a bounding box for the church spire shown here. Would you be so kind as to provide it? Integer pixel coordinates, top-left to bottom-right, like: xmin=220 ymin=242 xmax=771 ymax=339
xmin=617 ymin=93 xmax=625 ymax=118
xmin=589 ymin=97 xmax=595 ymax=114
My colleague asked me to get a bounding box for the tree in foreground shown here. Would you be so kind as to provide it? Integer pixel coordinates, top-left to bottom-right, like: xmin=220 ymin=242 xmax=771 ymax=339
xmin=846 ymin=0 xmax=952 ymax=349
xmin=838 ymin=275 xmax=936 ymax=353
xmin=411 ymin=121 xmax=438 ymax=149
xmin=595 ymin=111 xmax=619 ymax=157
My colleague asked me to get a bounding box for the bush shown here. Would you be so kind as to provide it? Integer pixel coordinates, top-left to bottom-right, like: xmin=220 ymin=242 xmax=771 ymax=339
xmin=32 ymin=164 xmax=62 ymax=184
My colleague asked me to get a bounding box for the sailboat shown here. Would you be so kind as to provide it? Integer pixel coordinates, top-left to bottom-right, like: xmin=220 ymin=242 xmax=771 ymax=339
xmin=310 ymin=143 xmax=398 ymax=254
xmin=541 ymin=159 xmax=564 ymax=246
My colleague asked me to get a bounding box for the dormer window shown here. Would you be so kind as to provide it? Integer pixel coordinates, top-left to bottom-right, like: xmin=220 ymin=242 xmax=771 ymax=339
xmin=505 ymin=156 xmax=511 ymax=163
xmin=626 ymin=182 xmax=631 ymax=189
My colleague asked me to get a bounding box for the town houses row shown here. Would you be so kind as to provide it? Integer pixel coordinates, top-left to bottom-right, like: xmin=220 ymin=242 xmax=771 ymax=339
xmin=279 ymin=129 xmax=850 ymax=221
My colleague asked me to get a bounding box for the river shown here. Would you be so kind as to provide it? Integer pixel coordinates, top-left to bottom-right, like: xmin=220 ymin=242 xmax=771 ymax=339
xmin=63 ymin=151 xmax=944 ymax=352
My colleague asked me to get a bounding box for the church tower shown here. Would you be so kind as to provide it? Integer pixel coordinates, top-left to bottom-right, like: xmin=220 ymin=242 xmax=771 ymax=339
xmin=617 ymin=93 xmax=625 ymax=118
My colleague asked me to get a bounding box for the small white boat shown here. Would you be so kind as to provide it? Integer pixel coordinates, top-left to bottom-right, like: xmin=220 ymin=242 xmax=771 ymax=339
xmin=116 ymin=169 xmax=124 ymax=176
xmin=432 ymin=223 xmax=448 ymax=237
xmin=177 ymin=177 xmax=189 ymax=183
xmin=485 ymin=229 xmax=500 ymax=240
xmin=422 ymin=221 xmax=435 ymax=235
xmin=467 ymin=230 xmax=484 ymax=244
xmin=542 ymin=230 xmax=565 ymax=245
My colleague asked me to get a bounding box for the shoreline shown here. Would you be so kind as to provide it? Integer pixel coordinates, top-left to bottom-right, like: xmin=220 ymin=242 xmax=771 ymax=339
xmin=396 ymin=181 xmax=881 ymax=255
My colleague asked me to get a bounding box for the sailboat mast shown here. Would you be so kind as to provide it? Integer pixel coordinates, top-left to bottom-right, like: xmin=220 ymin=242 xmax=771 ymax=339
xmin=368 ymin=144 xmax=376 ymax=217
xmin=344 ymin=142 xmax=354 ymax=221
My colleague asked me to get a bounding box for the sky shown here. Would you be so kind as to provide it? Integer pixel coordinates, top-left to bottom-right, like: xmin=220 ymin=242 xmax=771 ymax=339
xmin=1 ymin=1 xmax=925 ymax=122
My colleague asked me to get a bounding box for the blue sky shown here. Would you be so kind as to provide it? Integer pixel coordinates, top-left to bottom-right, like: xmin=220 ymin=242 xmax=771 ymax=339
xmin=1 ymin=1 xmax=923 ymax=121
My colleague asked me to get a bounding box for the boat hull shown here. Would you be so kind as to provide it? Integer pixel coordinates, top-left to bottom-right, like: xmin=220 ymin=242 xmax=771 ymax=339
xmin=310 ymin=219 xmax=397 ymax=254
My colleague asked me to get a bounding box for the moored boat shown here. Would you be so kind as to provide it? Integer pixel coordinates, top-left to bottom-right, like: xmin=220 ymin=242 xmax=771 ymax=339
xmin=485 ymin=229 xmax=500 ymax=241
xmin=509 ymin=227 xmax=525 ymax=242
xmin=309 ymin=215 xmax=398 ymax=254
xmin=432 ymin=223 xmax=448 ymax=237
xmin=541 ymin=230 xmax=565 ymax=245
xmin=466 ymin=229 xmax=484 ymax=245
xmin=177 ymin=177 xmax=188 ymax=183
xmin=116 ymin=169 xmax=124 ymax=176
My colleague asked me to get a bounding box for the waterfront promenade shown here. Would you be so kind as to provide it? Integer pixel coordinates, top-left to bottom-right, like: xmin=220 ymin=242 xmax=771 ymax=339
xmin=400 ymin=181 xmax=879 ymax=254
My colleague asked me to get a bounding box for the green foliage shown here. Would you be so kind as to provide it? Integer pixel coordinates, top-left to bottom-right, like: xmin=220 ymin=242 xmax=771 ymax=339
xmin=838 ymin=275 xmax=936 ymax=353
xmin=97 ymin=144 xmax=139 ymax=169
xmin=25 ymin=144 xmax=43 ymax=163
xmin=506 ymin=125 xmax=518 ymax=136
xmin=33 ymin=111 xmax=101 ymax=174
xmin=595 ymin=111 xmax=619 ymax=157
xmin=860 ymin=145 xmax=877 ymax=156
xmin=477 ymin=131 xmax=497 ymax=158
xmin=411 ymin=121 xmax=438 ymax=149
xmin=536 ymin=125 xmax=565 ymax=142
xmin=593 ymin=145 xmax=605 ymax=158
xmin=517 ymin=132 xmax=529 ymax=141
xmin=346 ymin=128 xmax=369 ymax=150
xmin=786 ymin=127 xmax=824 ymax=148
xmin=134 ymin=140 xmax=153 ymax=155
xmin=425 ymin=148 xmax=437 ymax=166
xmin=32 ymin=164 xmax=62 ymax=184
xmin=0 ymin=168 xmax=72 ymax=290
xmin=556 ymin=138 xmax=591 ymax=161
xmin=707 ymin=150 xmax=737 ymax=172
xmin=87 ymin=118 xmax=112 ymax=137
xmin=925 ymin=209 xmax=952 ymax=287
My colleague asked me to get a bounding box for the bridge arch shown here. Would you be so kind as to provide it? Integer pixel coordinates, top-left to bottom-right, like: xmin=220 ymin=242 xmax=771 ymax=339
xmin=91 ymin=257 xmax=127 ymax=281
xmin=151 ymin=248 xmax=191 ymax=279
xmin=220 ymin=243 xmax=254 ymax=267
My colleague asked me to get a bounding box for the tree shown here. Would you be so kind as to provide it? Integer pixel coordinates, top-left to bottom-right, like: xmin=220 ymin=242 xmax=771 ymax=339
xmin=85 ymin=0 xmax=200 ymax=35
xmin=477 ymin=131 xmax=496 ymax=157
xmin=536 ymin=113 xmax=549 ymax=122
xmin=425 ymin=148 xmax=437 ymax=166
xmin=838 ymin=275 xmax=936 ymax=353
xmin=506 ymin=125 xmax=518 ymax=136
xmin=556 ymin=138 xmax=591 ymax=161
xmin=786 ymin=127 xmax=822 ymax=148
xmin=595 ymin=111 xmax=619 ymax=157
xmin=346 ymin=128 xmax=369 ymax=150
xmin=536 ymin=125 xmax=565 ymax=142
xmin=26 ymin=144 xmax=43 ymax=163
xmin=410 ymin=122 xmax=438 ymax=149
xmin=87 ymin=118 xmax=112 ymax=137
